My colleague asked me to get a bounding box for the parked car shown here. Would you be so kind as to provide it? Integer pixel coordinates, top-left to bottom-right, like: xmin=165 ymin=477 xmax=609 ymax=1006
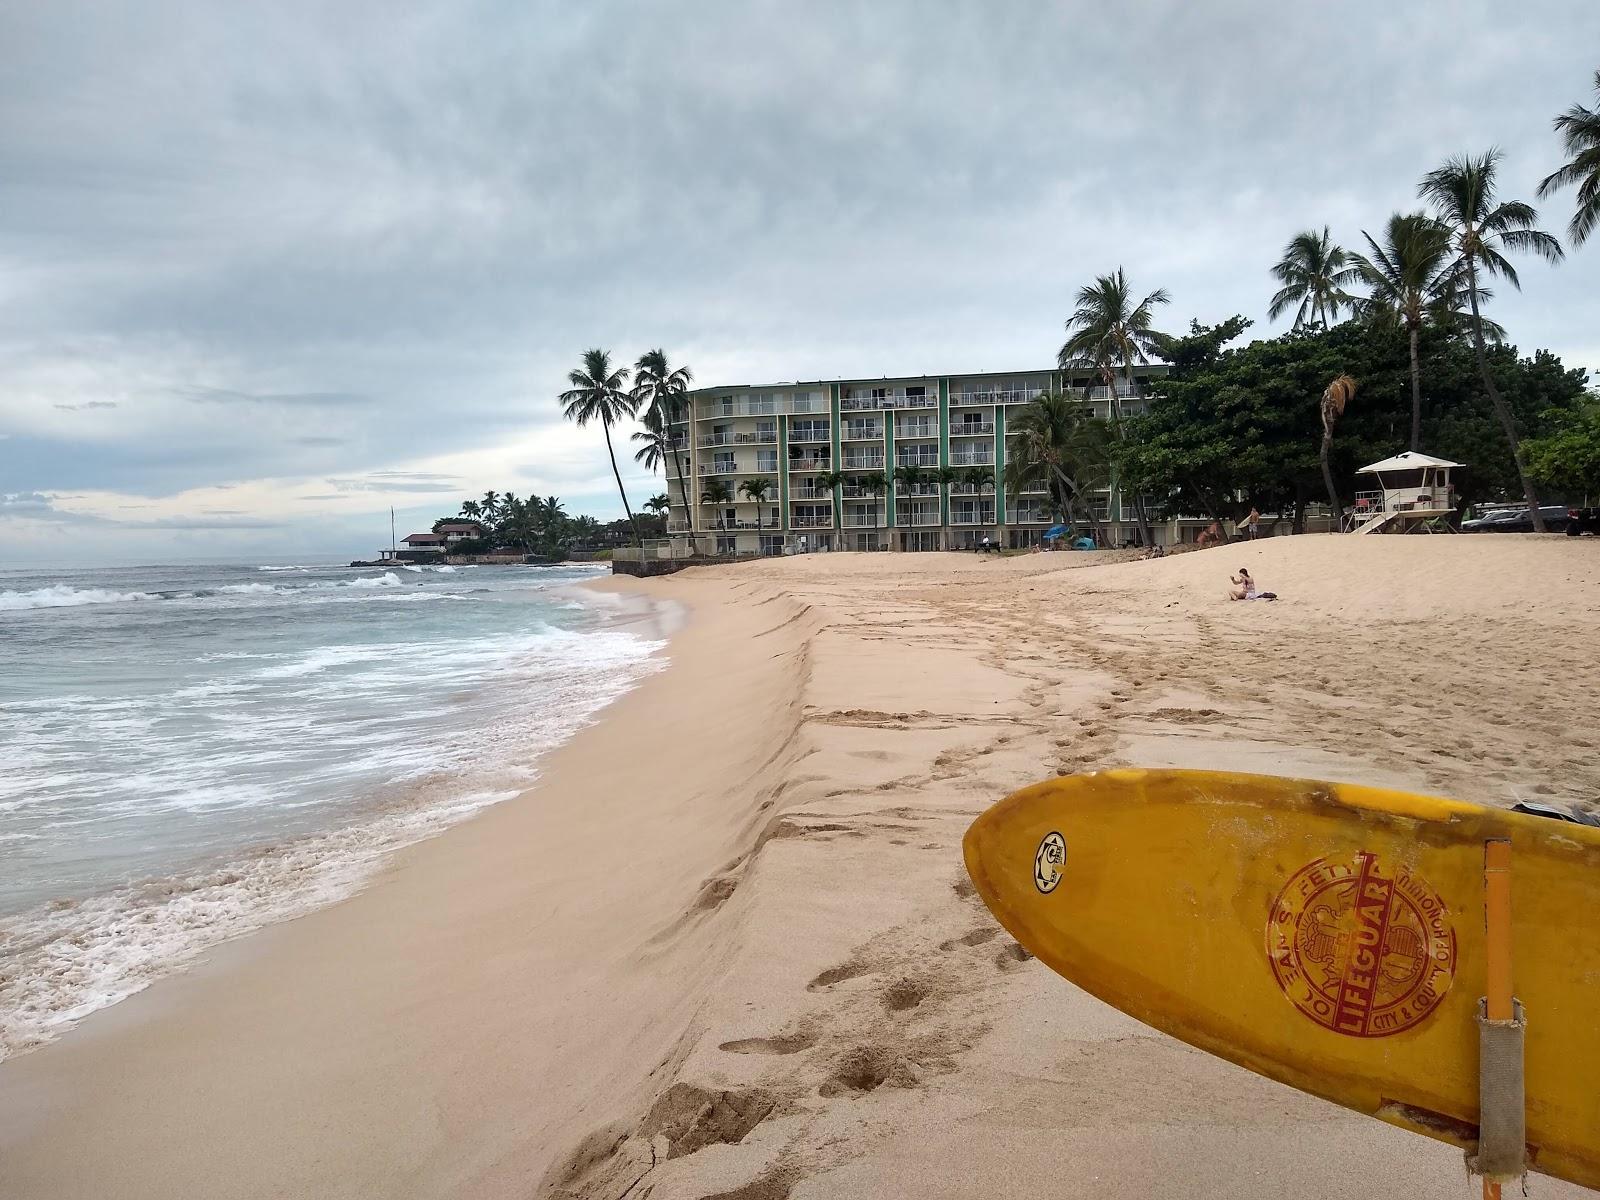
xmin=1567 ymin=506 xmax=1600 ymax=536
xmin=1462 ymin=504 xmax=1570 ymax=533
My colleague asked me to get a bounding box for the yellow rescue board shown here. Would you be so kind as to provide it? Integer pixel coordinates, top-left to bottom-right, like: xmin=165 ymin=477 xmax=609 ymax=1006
xmin=962 ymin=768 xmax=1600 ymax=1190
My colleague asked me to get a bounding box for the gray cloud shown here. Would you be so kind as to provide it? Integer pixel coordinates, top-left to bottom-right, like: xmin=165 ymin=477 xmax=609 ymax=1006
xmin=2 ymin=0 xmax=1598 ymax=563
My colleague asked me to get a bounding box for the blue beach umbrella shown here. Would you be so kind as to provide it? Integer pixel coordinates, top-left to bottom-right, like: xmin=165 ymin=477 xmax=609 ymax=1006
xmin=1042 ymin=524 xmax=1069 ymax=540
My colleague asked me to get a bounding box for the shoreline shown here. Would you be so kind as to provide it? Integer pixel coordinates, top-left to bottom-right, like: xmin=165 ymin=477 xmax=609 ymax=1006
xmin=3 ymin=539 xmax=1597 ymax=1198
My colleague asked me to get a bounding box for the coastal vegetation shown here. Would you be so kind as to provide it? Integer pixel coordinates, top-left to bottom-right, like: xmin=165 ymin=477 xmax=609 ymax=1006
xmin=441 ymin=492 xmax=660 ymax=558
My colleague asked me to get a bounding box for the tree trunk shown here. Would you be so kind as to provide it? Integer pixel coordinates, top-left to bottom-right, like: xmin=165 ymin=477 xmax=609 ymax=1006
xmin=668 ymin=431 xmax=693 ymax=537
xmin=1407 ymin=323 xmax=1423 ymax=453
xmin=1466 ymin=261 xmax=1546 ymax=532
xmin=1121 ymin=364 xmax=1157 ymax=547
xmin=602 ymin=422 xmax=644 ymax=547
xmin=1320 ymin=426 xmax=1344 ymax=531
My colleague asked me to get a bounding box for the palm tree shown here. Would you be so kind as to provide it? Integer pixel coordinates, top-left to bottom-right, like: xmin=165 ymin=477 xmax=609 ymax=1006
xmin=1004 ymin=391 xmax=1112 ymax=537
xmin=738 ymin=477 xmax=773 ymax=529
xmin=631 ymin=420 xmax=682 ymax=533
xmin=1348 ymin=213 xmax=1461 ymax=453
xmin=813 ymin=468 xmax=846 ymax=537
xmin=1538 ymin=71 xmax=1600 ymax=249
xmin=559 ymin=349 xmax=643 ymax=546
xmin=1268 ymin=227 xmax=1361 ymax=329
xmin=633 ymin=350 xmax=695 ymax=529
xmin=1058 ymin=268 xmax=1170 ymax=545
xmin=700 ymin=478 xmax=733 ymax=506
xmin=644 ymin=493 xmax=670 ymax=517
xmin=1319 ymin=375 xmax=1357 ymax=528
xmin=458 ymin=499 xmax=482 ymax=522
xmin=961 ymin=466 xmax=995 ymax=491
xmin=480 ymin=491 xmax=500 ymax=526
xmin=1421 ymin=150 xmax=1565 ymax=529
xmin=893 ymin=464 xmax=930 ymax=493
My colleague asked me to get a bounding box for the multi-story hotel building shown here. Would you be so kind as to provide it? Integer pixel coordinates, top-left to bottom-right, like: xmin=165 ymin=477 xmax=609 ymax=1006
xmin=664 ymin=366 xmax=1168 ymax=554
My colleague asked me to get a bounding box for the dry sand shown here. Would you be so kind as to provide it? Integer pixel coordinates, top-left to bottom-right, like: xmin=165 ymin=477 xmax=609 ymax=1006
xmin=2 ymin=535 xmax=1598 ymax=1199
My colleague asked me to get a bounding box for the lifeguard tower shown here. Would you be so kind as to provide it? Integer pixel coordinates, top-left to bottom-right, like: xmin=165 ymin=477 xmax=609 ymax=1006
xmin=1347 ymin=451 xmax=1460 ymax=533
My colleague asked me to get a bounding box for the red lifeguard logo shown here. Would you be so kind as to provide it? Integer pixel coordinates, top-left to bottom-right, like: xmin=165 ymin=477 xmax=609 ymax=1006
xmin=1266 ymin=852 xmax=1455 ymax=1038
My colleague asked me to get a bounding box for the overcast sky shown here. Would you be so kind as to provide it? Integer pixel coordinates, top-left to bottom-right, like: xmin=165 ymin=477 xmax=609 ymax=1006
xmin=2 ymin=1 xmax=1596 ymax=564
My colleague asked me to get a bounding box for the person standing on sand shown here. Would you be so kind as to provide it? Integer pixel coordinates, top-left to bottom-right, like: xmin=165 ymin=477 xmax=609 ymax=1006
xmin=1247 ymin=507 xmax=1261 ymax=539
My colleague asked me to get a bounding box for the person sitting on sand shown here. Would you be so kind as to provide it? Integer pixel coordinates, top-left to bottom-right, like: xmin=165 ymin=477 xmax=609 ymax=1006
xmin=1228 ymin=567 xmax=1257 ymax=601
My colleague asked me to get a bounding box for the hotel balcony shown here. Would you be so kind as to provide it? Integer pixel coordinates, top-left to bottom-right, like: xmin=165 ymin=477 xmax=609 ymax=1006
xmin=843 ymin=513 xmax=884 ymax=528
xmin=894 ymin=421 xmax=937 ymax=439
xmin=947 ymin=482 xmax=995 ymax=495
xmin=1010 ymin=507 xmax=1053 ymax=524
xmin=950 ymin=507 xmax=997 ymax=525
xmin=949 ymin=450 xmax=994 ymax=466
xmin=842 ymin=423 xmax=883 ymax=440
xmin=894 ymin=510 xmax=942 ymax=527
xmin=950 ymin=422 xmax=995 ymax=436
xmin=788 ymin=427 xmax=832 ymax=443
xmin=841 ymin=484 xmax=885 ymax=499
xmin=894 ymin=452 xmax=940 ymax=469
xmin=842 ymin=454 xmax=885 ymax=471
xmin=949 ymin=389 xmax=1039 ymax=406
xmin=697 ymin=430 xmax=777 ymax=447
xmin=893 ymin=482 xmax=940 ymax=497
xmin=788 ymin=457 xmax=832 ymax=472
xmin=790 ymin=484 xmax=835 ymax=500
xmin=790 ymin=513 xmax=833 ymax=528
xmin=839 ymin=393 xmax=936 ymax=412
xmin=698 ymin=462 xmax=742 ymax=476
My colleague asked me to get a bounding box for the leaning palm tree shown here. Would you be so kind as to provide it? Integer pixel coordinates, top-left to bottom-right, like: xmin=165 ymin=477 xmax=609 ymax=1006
xmin=1268 ymin=226 xmax=1361 ymax=329
xmin=630 ymin=418 xmax=682 ymax=531
xmin=633 ymin=350 xmax=695 ymax=529
xmin=1421 ymin=150 xmax=1565 ymax=529
xmin=737 ymin=477 xmax=772 ymax=530
xmin=1319 ymin=374 xmax=1357 ymax=528
xmin=1058 ymin=268 xmax=1169 ymax=544
xmin=1004 ymin=391 xmax=1112 ymax=537
xmin=559 ymin=349 xmax=643 ymax=546
xmin=1538 ymin=71 xmax=1600 ymax=249
xmin=1348 ymin=213 xmax=1461 ymax=453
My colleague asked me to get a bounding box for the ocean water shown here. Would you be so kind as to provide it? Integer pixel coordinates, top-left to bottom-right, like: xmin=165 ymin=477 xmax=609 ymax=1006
xmin=0 ymin=560 xmax=671 ymax=1059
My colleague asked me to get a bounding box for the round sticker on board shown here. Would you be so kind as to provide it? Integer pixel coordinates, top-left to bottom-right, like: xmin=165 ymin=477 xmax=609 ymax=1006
xmin=1266 ymin=851 xmax=1456 ymax=1038
xmin=1033 ymin=831 xmax=1067 ymax=894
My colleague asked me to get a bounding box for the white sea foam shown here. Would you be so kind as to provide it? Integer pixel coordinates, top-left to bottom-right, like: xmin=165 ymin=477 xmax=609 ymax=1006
xmin=0 ymin=586 xmax=159 ymax=612
xmin=0 ymin=611 xmax=669 ymax=1061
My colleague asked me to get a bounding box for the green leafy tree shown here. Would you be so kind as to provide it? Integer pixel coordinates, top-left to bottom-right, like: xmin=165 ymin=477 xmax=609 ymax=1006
xmin=559 ymin=349 xmax=643 ymax=546
xmin=1348 ymin=212 xmax=1467 ymax=453
xmin=813 ymin=468 xmax=846 ymax=534
xmin=1269 ymin=227 xmax=1360 ymax=329
xmin=1524 ymin=393 xmax=1600 ymax=498
xmin=1538 ymin=71 xmax=1600 ymax=249
xmin=1058 ymin=268 xmax=1170 ymax=544
xmin=1421 ymin=150 xmax=1565 ymax=529
xmin=643 ymin=493 xmax=670 ymax=517
xmin=701 ymin=478 xmax=734 ymax=507
xmin=633 ymin=350 xmax=695 ymax=528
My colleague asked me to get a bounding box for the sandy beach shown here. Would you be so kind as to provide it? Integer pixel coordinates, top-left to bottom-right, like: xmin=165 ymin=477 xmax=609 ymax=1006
xmin=3 ymin=535 xmax=1598 ymax=1199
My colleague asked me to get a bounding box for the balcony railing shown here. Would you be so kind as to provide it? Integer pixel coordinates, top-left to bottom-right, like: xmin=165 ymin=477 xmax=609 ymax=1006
xmin=790 ymin=514 xmax=833 ymax=528
xmin=893 ymin=482 xmax=940 ymax=496
xmin=1010 ymin=508 xmax=1053 ymax=524
xmin=840 ymin=394 xmax=936 ymax=412
xmin=895 ymin=422 xmax=937 ymax=439
xmin=790 ymin=486 xmax=834 ymax=500
xmin=949 ymin=389 xmax=1039 ymax=405
xmin=1086 ymin=383 xmax=1144 ymax=400
xmin=843 ymin=424 xmax=883 ymax=440
xmin=698 ymin=462 xmax=741 ymax=475
xmin=697 ymin=431 xmax=777 ymax=447
xmin=950 ymin=509 xmax=997 ymax=525
xmin=894 ymin=511 xmax=942 ymax=527
xmin=842 ymin=455 xmax=885 ymax=470
xmin=948 ymin=483 xmax=995 ymax=495
xmin=788 ymin=458 xmax=832 ymax=472
xmin=843 ymin=514 xmax=883 ymax=527
xmin=950 ymin=422 xmax=995 ymax=436
xmin=788 ymin=427 xmax=832 ymax=443
xmin=950 ymin=451 xmax=994 ymax=466
xmin=841 ymin=484 xmax=885 ymax=499
xmin=895 ymin=454 xmax=940 ymax=468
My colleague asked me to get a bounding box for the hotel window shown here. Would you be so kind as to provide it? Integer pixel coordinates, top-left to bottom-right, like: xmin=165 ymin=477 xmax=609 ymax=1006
xmin=757 ymin=450 xmax=779 ymax=472
xmin=716 ymin=536 xmax=737 ymax=555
